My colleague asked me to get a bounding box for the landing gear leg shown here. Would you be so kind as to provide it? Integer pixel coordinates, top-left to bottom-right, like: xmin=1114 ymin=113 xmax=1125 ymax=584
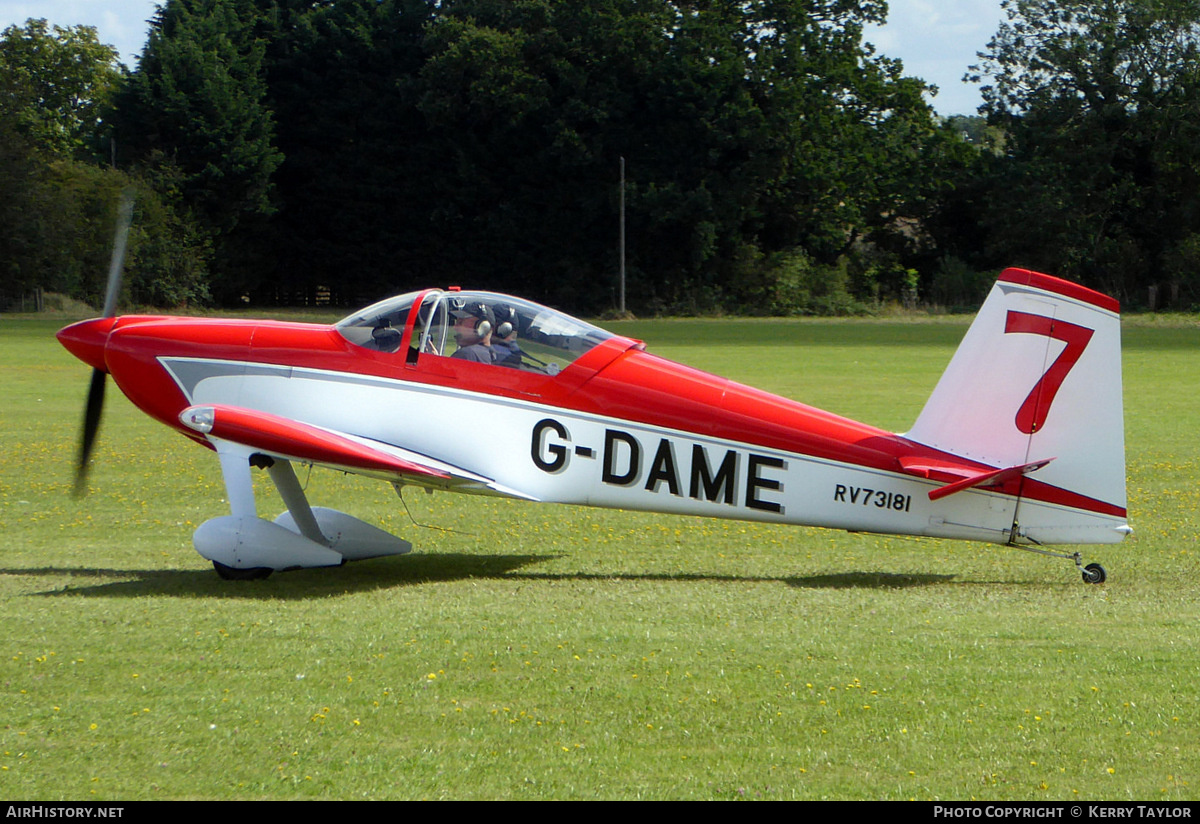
xmin=193 ymin=444 xmax=342 ymax=578
xmin=1011 ymin=543 xmax=1108 ymax=585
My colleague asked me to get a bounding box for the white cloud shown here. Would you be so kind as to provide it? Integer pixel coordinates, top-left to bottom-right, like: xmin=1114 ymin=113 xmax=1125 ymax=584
xmin=865 ymin=0 xmax=1006 ymax=115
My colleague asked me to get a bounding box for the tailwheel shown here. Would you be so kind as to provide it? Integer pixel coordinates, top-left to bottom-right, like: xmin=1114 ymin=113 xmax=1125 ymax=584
xmin=1081 ymin=563 xmax=1107 ymax=585
xmin=213 ymin=561 xmax=273 ymax=581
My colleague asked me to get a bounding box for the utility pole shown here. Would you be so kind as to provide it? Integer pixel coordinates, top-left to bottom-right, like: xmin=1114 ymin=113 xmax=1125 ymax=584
xmin=619 ymin=156 xmax=626 ymax=314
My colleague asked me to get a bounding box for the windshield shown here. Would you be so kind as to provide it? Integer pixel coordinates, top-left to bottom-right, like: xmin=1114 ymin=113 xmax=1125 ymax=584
xmin=334 ymin=291 xmax=422 ymax=353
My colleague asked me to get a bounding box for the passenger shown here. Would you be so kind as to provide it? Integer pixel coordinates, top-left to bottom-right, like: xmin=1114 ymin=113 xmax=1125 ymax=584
xmin=491 ymin=304 xmax=524 ymax=368
xmin=449 ymin=301 xmax=496 ymax=363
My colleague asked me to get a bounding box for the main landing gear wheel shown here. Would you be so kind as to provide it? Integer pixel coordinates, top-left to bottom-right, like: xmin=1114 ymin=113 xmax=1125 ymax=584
xmin=213 ymin=561 xmax=273 ymax=581
xmin=1081 ymin=563 xmax=1107 ymax=585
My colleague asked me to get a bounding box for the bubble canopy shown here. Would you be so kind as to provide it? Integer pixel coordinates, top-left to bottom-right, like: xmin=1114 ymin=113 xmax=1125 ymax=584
xmin=336 ymin=290 xmax=617 ymax=374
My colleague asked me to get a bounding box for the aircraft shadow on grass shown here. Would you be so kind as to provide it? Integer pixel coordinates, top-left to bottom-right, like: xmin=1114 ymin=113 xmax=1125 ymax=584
xmin=11 ymin=554 xmax=962 ymax=599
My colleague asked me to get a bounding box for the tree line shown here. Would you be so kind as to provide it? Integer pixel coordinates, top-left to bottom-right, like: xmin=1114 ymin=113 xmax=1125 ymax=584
xmin=2 ymin=0 xmax=1199 ymax=315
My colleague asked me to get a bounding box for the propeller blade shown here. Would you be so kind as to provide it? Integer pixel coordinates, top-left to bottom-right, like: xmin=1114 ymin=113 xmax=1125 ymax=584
xmin=73 ymin=368 xmax=107 ymax=497
xmin=73 ymin=189 xmax=135 ymax=497
xmin=101 ymin=190 xmax=135 ymax=318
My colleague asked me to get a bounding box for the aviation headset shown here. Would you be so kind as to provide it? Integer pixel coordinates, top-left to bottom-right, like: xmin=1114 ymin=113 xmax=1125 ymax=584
xmin=450 ymin=299 xmax=494 ymax=338
xmin=493 ymin=304 xmax=517 ymax=339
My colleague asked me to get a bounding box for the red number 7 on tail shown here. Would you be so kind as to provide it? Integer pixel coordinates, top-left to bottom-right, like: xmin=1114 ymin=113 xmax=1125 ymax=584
xmin=1004 ymin=311 xmax=1094 ymax=434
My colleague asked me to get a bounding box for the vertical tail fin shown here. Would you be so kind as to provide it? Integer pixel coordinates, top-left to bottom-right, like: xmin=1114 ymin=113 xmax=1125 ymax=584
xmin=907 ymin=269 xmax=1127 ymax=535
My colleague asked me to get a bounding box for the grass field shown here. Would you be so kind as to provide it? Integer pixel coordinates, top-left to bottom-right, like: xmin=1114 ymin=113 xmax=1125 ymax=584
xmin=1 ymin=310 xmax=1197 ymax=800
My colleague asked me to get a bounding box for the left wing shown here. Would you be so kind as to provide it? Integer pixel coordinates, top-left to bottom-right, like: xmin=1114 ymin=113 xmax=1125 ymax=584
xmin=179 ymin=403 xmax=538 ymax=499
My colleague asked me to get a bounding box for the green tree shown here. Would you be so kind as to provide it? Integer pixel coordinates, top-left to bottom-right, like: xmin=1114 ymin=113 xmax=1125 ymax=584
xmin=108 ymin=0 xmax=957 ymax=313
xmin=0 ymin=18 xmax=210 ymax=310
xmin=0 ymin=19 xmax=124 ymax=159
xmin=415 ymin=0 xmax=688 ymax=307
xmin=0 ymin=117 xmax=209 ymax=309
xmin=0 ymin=114 xmax=54 ymax=301
xmin=120 ymin=0 xmax=281 ymax=231
xmin=970 ymin=0 xmax=1200 ymax=304
xmin=117 ymin=0 xmax=282 ymax=300
xmin=258 ymin=0 xmax=433 ymax=304
xmin=410 ymin=0 xmax=950 ymax=311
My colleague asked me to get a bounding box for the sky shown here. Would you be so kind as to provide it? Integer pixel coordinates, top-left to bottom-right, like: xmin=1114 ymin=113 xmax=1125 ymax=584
xmin=0 ymin=0 xmax=1006 ymax=116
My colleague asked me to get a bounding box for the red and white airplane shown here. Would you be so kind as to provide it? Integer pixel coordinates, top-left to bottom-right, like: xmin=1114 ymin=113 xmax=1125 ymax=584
xmin=59 ymin=264 xmax=1128 ymax=582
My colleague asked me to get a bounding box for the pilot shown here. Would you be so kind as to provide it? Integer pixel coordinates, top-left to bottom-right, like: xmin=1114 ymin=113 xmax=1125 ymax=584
xmin=449 ymin=300 xmax=496 ymax=363
xmin=490 ymin=304 xmax=524 ymax=368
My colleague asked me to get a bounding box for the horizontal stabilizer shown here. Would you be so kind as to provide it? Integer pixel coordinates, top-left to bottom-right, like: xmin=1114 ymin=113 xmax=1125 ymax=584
xmin=920 ymin=458 xmax=1053 ymax=501
xmin=897 ymin=455 xmax=989 ymax=484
